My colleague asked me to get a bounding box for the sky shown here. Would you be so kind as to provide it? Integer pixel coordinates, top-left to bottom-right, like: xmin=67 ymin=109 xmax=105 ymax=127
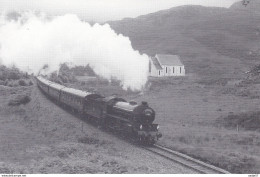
xmin=0 ymin=0 xmax=240 ymax=22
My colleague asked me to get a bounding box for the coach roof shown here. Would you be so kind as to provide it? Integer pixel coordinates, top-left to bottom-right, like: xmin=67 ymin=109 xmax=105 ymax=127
xmin=61 ymin=87 xmax=91 ymax=98
xmin=49 ymin=83 xmax=65 ymax=90
xmin=38 ymin=76 xmax=52 ymax=85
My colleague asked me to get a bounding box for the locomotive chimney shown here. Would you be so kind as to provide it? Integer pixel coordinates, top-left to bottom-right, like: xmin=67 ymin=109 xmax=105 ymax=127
xmin=142 ymin=101 xmax=148 ymax=106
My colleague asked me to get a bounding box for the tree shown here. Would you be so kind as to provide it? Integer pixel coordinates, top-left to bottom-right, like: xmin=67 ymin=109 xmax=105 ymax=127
xmin=242 ymin=0 xmax=250 ymax=6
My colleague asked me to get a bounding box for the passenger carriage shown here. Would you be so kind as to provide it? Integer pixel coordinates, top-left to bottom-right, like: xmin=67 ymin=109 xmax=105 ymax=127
xmin=37 ymin=77 xmax=52 ymax=94
xmin=48 ymin=83 xmax=65 ymax=101
xmin=60 ymin=87 xmax=89 ymax=113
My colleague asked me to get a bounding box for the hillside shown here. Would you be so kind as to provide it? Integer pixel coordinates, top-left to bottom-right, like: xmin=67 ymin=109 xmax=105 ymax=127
xmin=109 ymin=5 xmax=229 ymax=56
xmin=107 ymin=2 xmax=260 ymax=173
xmin=108 ymin=3 xmax=260 ymax=78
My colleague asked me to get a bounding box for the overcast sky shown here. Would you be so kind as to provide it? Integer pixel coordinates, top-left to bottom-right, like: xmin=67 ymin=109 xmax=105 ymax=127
xmin=0 ymin=0 xmax=240 ymax=22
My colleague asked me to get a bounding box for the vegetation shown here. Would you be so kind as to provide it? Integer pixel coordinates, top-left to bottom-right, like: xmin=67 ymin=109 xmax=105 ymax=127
xmin=8 ymin=94 xmax=31 ymax=106
xmin=217 ymin=111 xmax=260 ymax=131
xmin=49 ymin=63 xmax=96 ymax=84
xmin=0 ymin=65 xmax=33 ymax=87
xmin=71 ymin=64 xmax=96 ymax=77
xmin=0 ymin=65 xmax=23 ymax=80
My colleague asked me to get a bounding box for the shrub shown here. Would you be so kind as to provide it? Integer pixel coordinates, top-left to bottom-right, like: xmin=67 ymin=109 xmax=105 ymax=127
xmin=0 ymin=65 xmax=26 ymax=81
xmin=4 ymin=80 xmax=9 ymax=86
xmin=7 ymin=81 xmax=13 ymax=87
xmin=0 ymin=80 xmax=5 ymax=86
xmin=12 ymin=81 xmax=19 ymax=87
xmin=60 ymin=75 xmax=68 ymax=83
xmin=7 ymin=68 xmax=21 ymax=80
xmin=8 ymin=94 xmax=31 ymax=106
xmin=28 ymin=80 xmax=33 ymax=85
xmin=218 ymin=111 xmax=260 ymax=131
xmin=18 ymin=79 xmax=27 ymax=86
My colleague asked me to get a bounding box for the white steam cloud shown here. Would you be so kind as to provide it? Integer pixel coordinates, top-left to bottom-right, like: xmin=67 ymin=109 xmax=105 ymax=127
xmin=0 ymin=12 xmax=149 ymax=90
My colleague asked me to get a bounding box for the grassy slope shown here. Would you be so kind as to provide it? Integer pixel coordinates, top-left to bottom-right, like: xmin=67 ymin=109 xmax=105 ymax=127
xmin=106 ymin=2 xmax=260 ymax=173
xmin=0 ymin=84 xmax=192 ymax=174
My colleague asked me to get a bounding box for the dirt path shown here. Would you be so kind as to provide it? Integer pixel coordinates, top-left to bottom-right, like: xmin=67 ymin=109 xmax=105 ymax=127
xmin=0 ymin=85 xmax=197 ymax=173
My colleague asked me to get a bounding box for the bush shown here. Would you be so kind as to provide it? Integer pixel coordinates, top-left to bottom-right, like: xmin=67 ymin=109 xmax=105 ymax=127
xmin=0 ymin=65 xmax=25 ymax=81
xmin=4 ymin=80 xmax=9 ymax=86
xmin=28 ymin=80 xmax=33 ymax=86
xmin=7 ymin=81 xmax=13 ymax=87
xmin=8 ymin=94 xmax=31 ymax=106
xmin=18 ymin=79 xmax=27 ymax=86
xmin=8 ymin=71 xmax=21 ymax=80
xmin=0 ymin=80 xmax=5 ymax=86
xmin=217 ymin=111 xmax=260 ymax=131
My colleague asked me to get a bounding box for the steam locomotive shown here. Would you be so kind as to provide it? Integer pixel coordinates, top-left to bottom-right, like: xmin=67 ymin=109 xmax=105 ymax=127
xmin=36 ymin=76 xmax=162 ymax=145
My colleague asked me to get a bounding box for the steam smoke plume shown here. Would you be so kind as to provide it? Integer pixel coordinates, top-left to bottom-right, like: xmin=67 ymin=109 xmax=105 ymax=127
xmin=0 ymin=12 xmax=149 ymax=90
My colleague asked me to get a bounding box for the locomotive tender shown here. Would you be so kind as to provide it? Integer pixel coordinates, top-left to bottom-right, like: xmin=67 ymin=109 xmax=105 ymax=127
xmin=36 ymin=76 xmax=162 ymax=144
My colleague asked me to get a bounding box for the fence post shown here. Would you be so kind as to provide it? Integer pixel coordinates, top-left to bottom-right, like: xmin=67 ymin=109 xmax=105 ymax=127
xmin=81 ymin=121 xmax=84 ymax=133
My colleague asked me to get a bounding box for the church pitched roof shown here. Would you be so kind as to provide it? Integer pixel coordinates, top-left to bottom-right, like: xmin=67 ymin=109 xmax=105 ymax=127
xmin=150 ymin=56 xmax=163 ymax=70
xmin=156 ymin=54 xmax=183 ymax=66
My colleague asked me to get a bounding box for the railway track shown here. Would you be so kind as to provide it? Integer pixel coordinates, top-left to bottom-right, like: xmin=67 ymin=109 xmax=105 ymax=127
xmin=144 ymin=144 xmax=230 ymax=174
xmin=36 ymin=79 xmax=230 ymax=173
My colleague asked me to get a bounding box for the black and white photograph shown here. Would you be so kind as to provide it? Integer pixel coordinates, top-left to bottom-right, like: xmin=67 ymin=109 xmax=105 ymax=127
xmin=0 ymin=0 xmax=259 ymax=175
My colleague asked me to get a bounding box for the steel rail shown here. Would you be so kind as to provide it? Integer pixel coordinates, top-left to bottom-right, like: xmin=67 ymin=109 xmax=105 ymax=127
xmin=143 ymin=144 xmax=230 ymax=174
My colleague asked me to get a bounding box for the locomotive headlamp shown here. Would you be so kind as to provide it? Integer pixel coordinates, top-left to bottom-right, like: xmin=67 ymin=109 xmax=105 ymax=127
xmin=140 ymin=125 xmax=143 ymax=130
